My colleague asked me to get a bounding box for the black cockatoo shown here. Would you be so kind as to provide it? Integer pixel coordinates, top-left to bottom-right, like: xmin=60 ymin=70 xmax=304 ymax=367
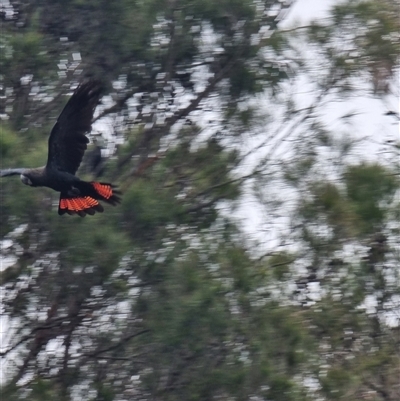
xmin=0 ymin=81 xmax=120 ymax=216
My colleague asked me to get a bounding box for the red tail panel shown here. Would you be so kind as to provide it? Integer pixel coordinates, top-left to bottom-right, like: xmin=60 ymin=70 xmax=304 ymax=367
xmin=90 ymin=182 xmax=121 ymax=205
xmin=58 ymin=195 xmax=104 ymax=216
xmin=58 ymin=182 xmax=120 ymax=216
xmin=92 ymin=182 xmax=113 ymax=199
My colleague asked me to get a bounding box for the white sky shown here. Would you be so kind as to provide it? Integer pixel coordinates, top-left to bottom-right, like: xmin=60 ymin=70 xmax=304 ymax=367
xmin=282 ymin=0 xmax=340 ymax=26
xmin=233 ymin=0 xmax=399 ymax=250
xmin=283 ymin=0 xmax=398 ymax=152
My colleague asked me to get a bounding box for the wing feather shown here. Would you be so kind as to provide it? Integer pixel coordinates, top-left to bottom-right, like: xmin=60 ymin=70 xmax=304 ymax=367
xmin=46 ymin=81 xmax=102 ymax=175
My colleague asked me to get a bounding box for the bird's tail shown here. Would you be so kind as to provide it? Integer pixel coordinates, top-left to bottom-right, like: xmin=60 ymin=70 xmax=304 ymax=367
xmin=88 ymin=182 xmax=121 ymax=205
xmin=58 ymin=182 xmax=121 ymax=216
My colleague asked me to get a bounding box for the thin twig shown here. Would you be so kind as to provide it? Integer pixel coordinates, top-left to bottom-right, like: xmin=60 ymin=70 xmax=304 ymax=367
xmin=84 ymin=329 xmax=150 ymax=358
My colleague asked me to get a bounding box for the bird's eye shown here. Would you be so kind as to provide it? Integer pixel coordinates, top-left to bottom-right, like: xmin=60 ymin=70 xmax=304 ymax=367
xmin=20 ymin=175 xmax=32 ymax=186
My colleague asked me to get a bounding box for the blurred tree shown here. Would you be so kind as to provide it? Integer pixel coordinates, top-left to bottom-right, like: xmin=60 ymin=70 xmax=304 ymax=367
xmin=284 ymin=161 xmax=400 ymax=401
xmin=1 ymin=0 xmax=399 ymax=400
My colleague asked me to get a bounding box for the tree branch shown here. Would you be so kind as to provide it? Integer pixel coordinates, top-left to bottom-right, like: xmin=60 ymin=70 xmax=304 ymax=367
xmin=117 ymin=54 xmax=239 ymax=173
xmin=83 ymin=329 xmax=150 ymax=359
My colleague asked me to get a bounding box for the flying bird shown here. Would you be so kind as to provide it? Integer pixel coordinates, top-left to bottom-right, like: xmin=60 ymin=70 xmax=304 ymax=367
xmin=0 ymin=81 xmax=120 ymax=216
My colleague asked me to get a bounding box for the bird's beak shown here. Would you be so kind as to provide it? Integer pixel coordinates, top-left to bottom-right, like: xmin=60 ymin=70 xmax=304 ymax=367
xmin=20 ymin=174 xmax=32 ymax=186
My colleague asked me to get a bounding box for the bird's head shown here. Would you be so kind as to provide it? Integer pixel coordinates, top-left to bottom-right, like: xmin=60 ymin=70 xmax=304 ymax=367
xmin=20 ymin=174 xmax=33 ymax=186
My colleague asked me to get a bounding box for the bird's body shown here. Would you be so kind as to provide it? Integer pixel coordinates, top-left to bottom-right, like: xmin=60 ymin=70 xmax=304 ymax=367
xmin=0 ymin=81 xmax=120 ymax=216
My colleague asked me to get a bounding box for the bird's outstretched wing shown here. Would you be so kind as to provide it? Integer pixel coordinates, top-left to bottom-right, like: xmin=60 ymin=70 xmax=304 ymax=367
xmin=46 ymin=81 xmax=102 ymax=175
xmin=0 ymin=168 xmax=25 ymax=177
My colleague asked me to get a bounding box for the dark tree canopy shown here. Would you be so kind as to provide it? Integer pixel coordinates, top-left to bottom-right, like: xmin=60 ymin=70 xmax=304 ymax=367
xmin=0 ymin=1 xmax=399 ymax=400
